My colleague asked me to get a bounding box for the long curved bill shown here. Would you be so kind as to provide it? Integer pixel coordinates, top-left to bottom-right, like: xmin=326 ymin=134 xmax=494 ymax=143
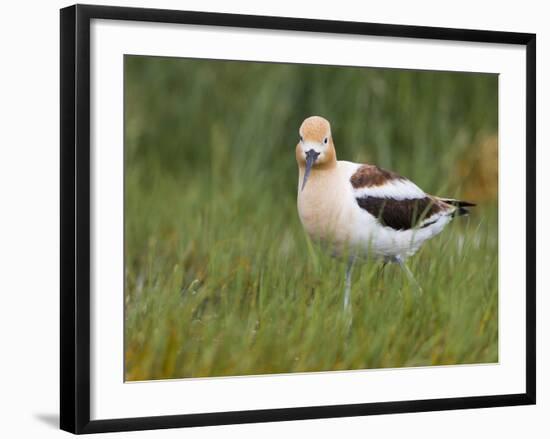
xmin=301 ymin=149 xmax=320 ymax=191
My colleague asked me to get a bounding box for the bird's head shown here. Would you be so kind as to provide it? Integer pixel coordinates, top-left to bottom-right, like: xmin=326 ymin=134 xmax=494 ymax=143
xmin=296 ymin=116 xmax=337 ymax=191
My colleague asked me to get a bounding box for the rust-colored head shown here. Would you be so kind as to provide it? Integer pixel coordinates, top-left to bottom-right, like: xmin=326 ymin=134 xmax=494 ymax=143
xmin=296 ymin=116 xmax=337 ymax=190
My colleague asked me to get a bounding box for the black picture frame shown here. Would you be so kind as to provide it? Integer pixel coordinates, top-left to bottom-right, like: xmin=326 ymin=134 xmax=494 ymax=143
xmin=60 ymin=4 xmax=536 ymax=434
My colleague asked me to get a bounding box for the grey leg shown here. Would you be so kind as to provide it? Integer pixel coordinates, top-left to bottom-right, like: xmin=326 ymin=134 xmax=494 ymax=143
xmin=395 ymin=255 xmax=423 ymax=295
xmin=377 ymin=260 xmax=388 ymax=278
xmin=343 ymin=255 xmax=355 ymax=313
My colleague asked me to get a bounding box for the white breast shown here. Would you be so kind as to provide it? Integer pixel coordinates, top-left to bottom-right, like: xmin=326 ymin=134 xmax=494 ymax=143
xmin=297 ymin=161 xmax=358 ymax=251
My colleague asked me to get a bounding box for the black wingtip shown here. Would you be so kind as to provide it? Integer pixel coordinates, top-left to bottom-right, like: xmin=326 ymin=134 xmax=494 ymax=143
xmin=456 ymin=200 xmax=477 ymax=207
xmin=441 ymin=198 xmax=476 ymax=208
xmin=440 ymin=198 xmax=476 ymax=217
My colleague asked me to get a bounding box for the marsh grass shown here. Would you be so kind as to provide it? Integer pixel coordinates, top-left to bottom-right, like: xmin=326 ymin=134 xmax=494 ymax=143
xmin=124 ymin=56 xmax=498 ymax=380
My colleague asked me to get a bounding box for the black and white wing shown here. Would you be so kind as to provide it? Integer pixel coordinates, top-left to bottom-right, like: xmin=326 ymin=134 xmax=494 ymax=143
xmin=350 ymin=164 xmax=471 ymax=231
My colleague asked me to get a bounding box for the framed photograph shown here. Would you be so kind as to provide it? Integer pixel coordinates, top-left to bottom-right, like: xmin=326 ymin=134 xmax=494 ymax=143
xmin=60 ymin=4 xmax=536 ymax=434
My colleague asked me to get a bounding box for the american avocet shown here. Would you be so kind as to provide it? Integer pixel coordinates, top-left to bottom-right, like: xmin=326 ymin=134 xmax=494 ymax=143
xmin=296 ymin=116 xmax=475 ymax=312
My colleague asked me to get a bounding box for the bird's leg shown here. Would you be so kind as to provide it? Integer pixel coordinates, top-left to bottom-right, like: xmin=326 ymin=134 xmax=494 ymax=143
xmin=395 ymin=256 xmax=423 ymax=295
xmin=377 ymin=260 xmax=388 ymax=280
xmin=343 ymin=255 xmax=355 ymax=314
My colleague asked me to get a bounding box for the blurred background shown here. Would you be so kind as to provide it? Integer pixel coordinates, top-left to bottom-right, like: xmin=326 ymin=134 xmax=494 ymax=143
xmin=124 ymin=56 xmax=498 ymax=381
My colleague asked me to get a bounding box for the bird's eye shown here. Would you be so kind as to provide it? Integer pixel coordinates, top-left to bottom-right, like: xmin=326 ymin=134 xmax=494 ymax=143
xmin=323 ymin=137 xmax=328 ymax=144
xmin=299 ymin=135 xmax=303 ymax=142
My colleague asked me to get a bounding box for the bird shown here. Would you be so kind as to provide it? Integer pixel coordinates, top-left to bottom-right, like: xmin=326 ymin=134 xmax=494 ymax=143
xmin=295 ymin=115 xmax=475 ymax=313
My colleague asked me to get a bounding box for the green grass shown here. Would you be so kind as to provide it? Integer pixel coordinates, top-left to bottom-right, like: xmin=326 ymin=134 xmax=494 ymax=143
xmin=124 ymin=56 xmax=498 ymax=380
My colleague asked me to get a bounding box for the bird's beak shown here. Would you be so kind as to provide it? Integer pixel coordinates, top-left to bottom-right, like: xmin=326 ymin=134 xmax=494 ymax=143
xmin=301 ymin=149 xmax=320 ymax=191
